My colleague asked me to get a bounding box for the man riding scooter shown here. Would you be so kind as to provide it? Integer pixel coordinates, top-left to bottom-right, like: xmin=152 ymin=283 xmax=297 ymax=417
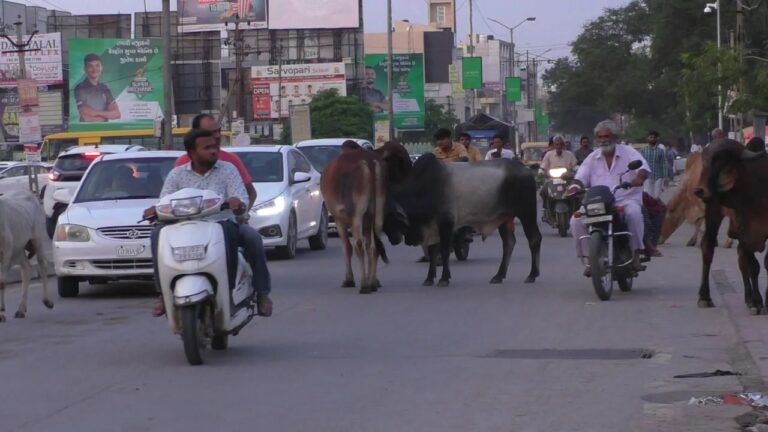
xmin=143 ymin=129 xmax=272 ymax=317
xmin=539 ymin=135 xmax=578 ymax=231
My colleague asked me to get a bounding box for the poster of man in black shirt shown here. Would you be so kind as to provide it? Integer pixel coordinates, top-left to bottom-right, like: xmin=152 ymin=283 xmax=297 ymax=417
xmin=74 ymin=54 xmax=121 ymax=122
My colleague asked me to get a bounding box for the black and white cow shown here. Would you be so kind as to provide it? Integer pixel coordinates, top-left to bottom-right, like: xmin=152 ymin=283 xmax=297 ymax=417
xmin=381 ymin=152 xmax=542 ymax=286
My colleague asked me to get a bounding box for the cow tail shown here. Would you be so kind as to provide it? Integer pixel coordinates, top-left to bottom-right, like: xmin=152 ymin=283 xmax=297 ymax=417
xmin=375 ymin=234 xmax=389 ymax=264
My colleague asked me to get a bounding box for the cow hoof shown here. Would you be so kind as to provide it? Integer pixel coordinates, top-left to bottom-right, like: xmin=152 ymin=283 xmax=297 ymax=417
xmin=490 ymin=276 xmax=503 ymax=284
xmin=697 ymin=299 xmax=716 ymax=308
xmin=43 ymin=299 xmax=54 ymax=309
xmin=423 ymin=280 xmax=434 ymax=287
xmin=359 ymin=286 xmax=374 ymax=294
xmin=374 ymin=279 xmax=382 ymax=288
xmin=686 ymin=240 xmax=696 ymax=247
xmin=14 ymin=311 xmax=25 ymax=319
xmin=524 ymin=276 xmax=537 ymax=284
xmin=0 ymin=314 xmax=5 ymax=323
xmin=750 ymin=307 xmax=761 ymax=316
xmin=437 ymin=280 xmax=450 ymax=287
xmin=341 ymin=280 xmax=355 ymax=288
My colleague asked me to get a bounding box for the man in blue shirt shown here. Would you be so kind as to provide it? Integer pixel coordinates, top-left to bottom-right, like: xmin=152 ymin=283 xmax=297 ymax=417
xmin=639 ymin=131 xmax=668 ymax=200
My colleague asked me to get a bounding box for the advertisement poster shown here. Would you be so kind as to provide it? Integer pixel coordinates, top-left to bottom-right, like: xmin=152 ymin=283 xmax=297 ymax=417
xmin=68 ymin=38 xmax=164 ymax=132
xmin=0 ymin=32 xmax=62 ymax=86
xmin=364 ymin=53 xmax=425 ymax=130
xmin=268 ymin=0 xmax=359 ymax=29
xmin=462 ymin=57 xmax=483 ymax=90
xmin=250 ymin=62 xmax=346 ymax=120
xmin=178 ymin=0 xmax=267 ymax=33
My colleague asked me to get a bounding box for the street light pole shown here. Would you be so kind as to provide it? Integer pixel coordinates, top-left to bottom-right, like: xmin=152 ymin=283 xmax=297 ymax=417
xmin=386 ymin=0 xmax=394 ymax=140
xmin=161 ymin=0 xmax=174 ymax=149
xmin=489 ymin=17 xmax=535 ymax=155
xmin=705 ymin=0 xmax=723 ymax=130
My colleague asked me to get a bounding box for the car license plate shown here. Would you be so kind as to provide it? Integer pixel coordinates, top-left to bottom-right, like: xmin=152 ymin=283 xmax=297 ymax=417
xmin=117 ymin=245 xmax=146 ymax=257
xmin=553 ymin=179 xmax=566 ymax=185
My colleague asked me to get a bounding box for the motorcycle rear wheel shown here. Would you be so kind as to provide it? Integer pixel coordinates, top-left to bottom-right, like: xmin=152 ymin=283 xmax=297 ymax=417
xmin=181 ymin=304 xmax=205 ymax=365
xmin=589 ymin=232 xmax=613 ymax=301
xmin=556 ymin=212 xmax=569 ymax=237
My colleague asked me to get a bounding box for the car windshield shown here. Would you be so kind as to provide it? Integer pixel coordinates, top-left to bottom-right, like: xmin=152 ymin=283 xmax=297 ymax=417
xmin=74 ymin=157 xmax=177 ymax=203
xmin=54 ymin=153 xmax=103 ymax=173
xmin=523 ymin=148 xmax=546 ymax=162
xmin=237 ymin=152 xmax=284 ymax=183
xmin=299 ymin=145 xmax=342 ymax=173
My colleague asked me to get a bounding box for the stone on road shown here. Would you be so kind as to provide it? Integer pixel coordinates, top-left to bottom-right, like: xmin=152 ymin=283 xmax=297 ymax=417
xmin=0 ymin=223 xmax=760 ymax=432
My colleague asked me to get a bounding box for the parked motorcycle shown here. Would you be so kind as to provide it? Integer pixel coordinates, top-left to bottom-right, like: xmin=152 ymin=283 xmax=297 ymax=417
xmin=152 ymin=188 xmax=257 ymax=365
xmin=542 ymin=167 xmax=577 ymax=237
xmin=576 ymin=160 xmax=644 ymax=301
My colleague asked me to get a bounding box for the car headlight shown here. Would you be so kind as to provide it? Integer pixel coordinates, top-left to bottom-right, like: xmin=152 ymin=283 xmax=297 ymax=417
xmin=55 ymin=224 xmax=91 ymax=242
xmin=586 ymin=203 xmax=606 ymax=216
xmin=549 ymin=168 xmax=567 ymax=178
xmin=172 ymin=245 xmax=206 ymax=262
xmin=254 ymin=196 xmax=286 ymax=216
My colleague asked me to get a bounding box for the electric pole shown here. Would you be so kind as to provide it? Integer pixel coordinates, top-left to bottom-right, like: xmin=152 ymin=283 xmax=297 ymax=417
xmin=161 ymin=0 xmax=174 ymax=149
xmin=468 ymin=0 xmax=475 ymax=117
xmin=2 ymin=19 xmax=40 ymax=196
xmin=233 ymin=15 xmax=246 ymax=122
xmin=387 ymin=0 xmax=394 ymax=140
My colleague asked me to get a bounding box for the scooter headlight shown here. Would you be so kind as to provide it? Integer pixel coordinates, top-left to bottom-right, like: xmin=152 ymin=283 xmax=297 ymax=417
xmin=170 ymin=196 xmax=203 ymax=217
xmin=172 ymin=245 xmax=207 ymax=261
xmin=586 ymin=202 xmax=606 ymax=216
xmin=548 ymin=168 xmax=567 ymax=178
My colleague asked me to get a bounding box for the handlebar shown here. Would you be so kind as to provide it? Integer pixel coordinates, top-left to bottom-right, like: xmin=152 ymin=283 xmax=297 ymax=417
xmin=612 ymin=182 xmax=634 ymax=193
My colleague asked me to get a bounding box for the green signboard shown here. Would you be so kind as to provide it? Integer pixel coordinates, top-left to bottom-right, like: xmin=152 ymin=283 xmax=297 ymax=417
xmin=68 ymin=38 xmax=164 ymax=132
xmin=536 ymin=105 xmax=551 ymax=138
xmin=364 ymin=53 xmax=425 ymax=130
xmin=505 ymin=76 xmax=522 ymax=102
xmin=462 ymin=57 xmax=483 ymax=90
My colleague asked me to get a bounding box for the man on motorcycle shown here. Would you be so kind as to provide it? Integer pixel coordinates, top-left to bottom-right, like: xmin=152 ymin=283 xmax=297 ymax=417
xmin=539 ymin=135 xmax=578 ymax=222
xmin=567 ymin=120 xmax=650 ymax=276
xmin=432 ymin=128 xmax=469 ymax=162
xmin=144 ymin=129 xmax=273 ymax=317
xmin=459 ymin=133 xmax=483 ymax=161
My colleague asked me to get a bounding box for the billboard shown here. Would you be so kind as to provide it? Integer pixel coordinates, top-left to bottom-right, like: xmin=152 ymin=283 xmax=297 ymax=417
xmin=462 ymin=57 xmax=482 ymax=89
xmin=68 ymin=38 xmax=165 ymax=132
xmin=178 ymin=0 xmax=267 ymax=33
xmin=364 ymin=53 xmax=425 ymax=130
xmin=0 ymin=32 xmax=62 ymax=86
xmin=269 ymin=0 xmax=360 ymax=29
xmin=505 ymin=77 xmax=522 ymax=102
xmin=250 ymin=62 xmax=347 ymax=120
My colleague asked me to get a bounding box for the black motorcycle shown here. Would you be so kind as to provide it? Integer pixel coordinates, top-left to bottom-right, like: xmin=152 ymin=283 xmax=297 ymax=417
xmin=542 ymin=167 xmax=577 ymax=237
xmin=577 ymin=160 xmax=644 ymax=301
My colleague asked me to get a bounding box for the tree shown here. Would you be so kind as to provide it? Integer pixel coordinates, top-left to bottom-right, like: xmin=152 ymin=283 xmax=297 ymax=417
xmin=309 ymin=89 xmax=373 ymax=140
xmin=423 ymin=99 xmax=459 ymax=140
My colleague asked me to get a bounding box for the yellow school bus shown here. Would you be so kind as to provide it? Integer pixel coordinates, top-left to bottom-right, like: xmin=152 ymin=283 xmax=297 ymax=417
xmin=39 ymin=129 xmax=234 ymax=161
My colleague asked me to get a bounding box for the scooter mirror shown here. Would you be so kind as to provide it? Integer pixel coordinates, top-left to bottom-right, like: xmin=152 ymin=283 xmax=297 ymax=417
xmin=628 ymin=160 xmax=643 ymax=170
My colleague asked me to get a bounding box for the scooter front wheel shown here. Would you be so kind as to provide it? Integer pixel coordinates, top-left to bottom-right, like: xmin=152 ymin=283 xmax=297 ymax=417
xmin=589 ymin=232 xmax=613 ymax=301
xmin=556 ymin=212 xmax=569 ymax=237
xmin=181 ymin=304 xmax=205 ymax=365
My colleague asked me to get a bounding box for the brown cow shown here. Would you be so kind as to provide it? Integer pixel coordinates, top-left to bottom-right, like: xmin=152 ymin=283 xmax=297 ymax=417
xmin=660 ymin=152 xmax=733 ymax=248
xmin=694 ymin=139 xmax=768 ymax=314
xmin=320 ymin=141 xmax=410 ymax=294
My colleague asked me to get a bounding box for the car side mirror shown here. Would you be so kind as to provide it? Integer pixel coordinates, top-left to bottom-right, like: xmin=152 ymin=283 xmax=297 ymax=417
xmin=292 ymin=172 xmax=311 ymax=184
xmin=53 ymin=188 xmax=72 ymax=204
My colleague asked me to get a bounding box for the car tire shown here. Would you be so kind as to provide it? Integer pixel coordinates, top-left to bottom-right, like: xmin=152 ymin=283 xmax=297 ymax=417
xmin=308 ymin=206 xmax=328 ymax=250
xmin=58 ymin=277 xmax=79 ymax=298
xmin=274 ymin=212 xmax=297 ymax=260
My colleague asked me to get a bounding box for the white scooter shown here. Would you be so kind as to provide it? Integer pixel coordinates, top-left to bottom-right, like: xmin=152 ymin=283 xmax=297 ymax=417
xmin=153 ymin=188 xmax=257 ymax=365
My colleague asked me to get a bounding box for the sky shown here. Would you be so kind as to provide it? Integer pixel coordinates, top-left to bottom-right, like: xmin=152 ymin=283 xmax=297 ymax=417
xmin=19 ymin=0 xmax=630 ymax=59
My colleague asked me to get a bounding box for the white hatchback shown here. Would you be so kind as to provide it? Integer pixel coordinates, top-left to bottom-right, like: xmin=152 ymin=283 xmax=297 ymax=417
xmin=227 ymin=146 xmax=327 ymax=259
xmin=53 ymin=151 xmax=182 ymax=297
xmin=0 ymin=163 xmax=51 ymax=196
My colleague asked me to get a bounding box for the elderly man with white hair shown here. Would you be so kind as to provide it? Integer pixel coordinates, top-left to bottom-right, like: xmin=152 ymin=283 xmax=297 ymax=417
xmin=567 ymin=120 xmax=651 ymax=276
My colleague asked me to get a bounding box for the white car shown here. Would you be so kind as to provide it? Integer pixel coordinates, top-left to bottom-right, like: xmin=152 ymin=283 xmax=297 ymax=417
xmin=0 ymin=163 xmax=51 ymax=196
xmin=0 ymin=161 xmax=19 ymax=170
xmin=43 ymin=144 xmax=146 ymax=237
xmin=295 ymin=138 xmax=374 ymax=173
xmin=227 ymin=145 xmax=328 ymax=259
xmin=53 ymin=151 xmax=183 ymax=297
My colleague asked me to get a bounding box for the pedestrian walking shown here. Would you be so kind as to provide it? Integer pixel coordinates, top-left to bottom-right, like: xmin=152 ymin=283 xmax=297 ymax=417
xmin=639 ymin=131 xmax=668 ymax=200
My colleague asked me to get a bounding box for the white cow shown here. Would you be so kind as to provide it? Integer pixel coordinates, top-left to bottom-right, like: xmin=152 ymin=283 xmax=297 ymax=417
xmin=0 ymin=190 xmax=53 ymax=321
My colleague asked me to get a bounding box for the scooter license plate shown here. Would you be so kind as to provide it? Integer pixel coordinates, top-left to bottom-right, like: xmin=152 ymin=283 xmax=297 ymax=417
xmin=552 ymin=179 xmax=566 ymax=185
xmin=117 ymin=245 xmax=146 ymax=257
xmin=583 ymin=215 xmax=612 ymax=224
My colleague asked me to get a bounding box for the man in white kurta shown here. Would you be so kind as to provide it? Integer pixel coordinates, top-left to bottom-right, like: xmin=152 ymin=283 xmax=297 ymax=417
xmin=568 ymin=120 xmax=650 ymax=275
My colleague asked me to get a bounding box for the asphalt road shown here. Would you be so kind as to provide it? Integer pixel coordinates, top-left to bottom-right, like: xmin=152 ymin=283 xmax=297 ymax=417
xmin=0 ymin=221 xmax=763 ymax=432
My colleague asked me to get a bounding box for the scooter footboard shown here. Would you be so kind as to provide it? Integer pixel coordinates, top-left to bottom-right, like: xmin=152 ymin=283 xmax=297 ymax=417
xmin=174 ymin=275 xmax=214 ymax=306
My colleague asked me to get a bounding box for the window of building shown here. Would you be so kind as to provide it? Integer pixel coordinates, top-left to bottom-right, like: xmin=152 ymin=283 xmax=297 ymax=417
xmin=436 ymin=5 xmax=446 ymax=25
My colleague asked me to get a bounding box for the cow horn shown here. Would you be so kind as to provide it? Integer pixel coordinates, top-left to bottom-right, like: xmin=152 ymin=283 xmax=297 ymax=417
xmin=742 ymin=149 xmax=766 ymax=160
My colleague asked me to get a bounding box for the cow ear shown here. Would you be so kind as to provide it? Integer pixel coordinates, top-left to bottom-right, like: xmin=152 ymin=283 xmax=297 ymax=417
xmin=717 ymin=168 xmax=736 ymax=192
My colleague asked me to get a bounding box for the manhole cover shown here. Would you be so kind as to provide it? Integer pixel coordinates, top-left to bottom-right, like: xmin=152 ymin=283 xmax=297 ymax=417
xmin=484 ymin=348 xmax=655 ymax=360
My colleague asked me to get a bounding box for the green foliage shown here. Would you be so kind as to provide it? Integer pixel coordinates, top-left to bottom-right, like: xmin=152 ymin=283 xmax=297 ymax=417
xmin=542 ymin=0 xmax=768 ymax=141
xmin=423 ymin=99 xmax=459 ymax=140
xmin=309 ymin=89 xmax=373 ymax=140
